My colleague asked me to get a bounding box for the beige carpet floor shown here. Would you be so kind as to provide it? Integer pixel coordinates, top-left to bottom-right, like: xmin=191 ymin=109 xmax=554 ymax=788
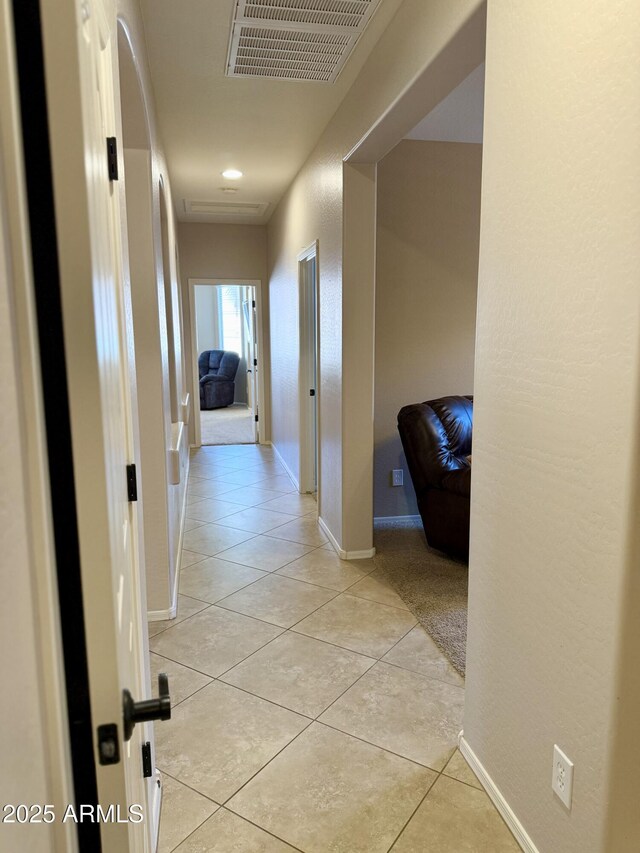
xmin=373 ymin=521 xmax=468 ymax=676
xmin=200 ymin=404 xmax=255 ymax=446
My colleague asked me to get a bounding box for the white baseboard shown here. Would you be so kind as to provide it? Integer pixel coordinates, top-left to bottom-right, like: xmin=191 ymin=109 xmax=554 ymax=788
xmin=345 ymin=547 xmax=376 ymax=559
xmin=458 ymin=733 xmax=537 ymax=853
xmin=147 ymin=606 xmax=175 ymax=622
xmin=374 ymin=514 xmax=421 ymax=526
xmin=318 ymin=516 xmax=376 ymax=560
xmin=147 ymin=452 xmax=190 ymax=623
xmin=271 ymin=442 xmax=300 ymax=491
xmin=150 ymin=769 xmax=162 ymax=850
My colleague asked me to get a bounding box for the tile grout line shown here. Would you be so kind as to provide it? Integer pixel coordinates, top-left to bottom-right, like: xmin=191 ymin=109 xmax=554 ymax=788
xmin=217 ymin=807 xmax=308 ymax=853
xmin=316 ymin=713 xmax=455 ymax=772
xmin=378 ymin=657 xmax=465 ymax=690
xmin=211 ymin=581 xmax=342 ymax=644
xmin=158 ymin=767 xmax=220 ymax=807
xmin=212 ymin=677 xmax=315 ymax=722
xmin=215 ymin=628 xmax=378 ymax=688
xmin=220 ymin=719 xmax=314 ymax=811
xmin=386 ymin=771 xmax=441 ymax=852
xmin=212 ymin=540 xmax=326 ymax=573
xmin=149 ymin=624 xmax=286 ymax=679
xmin=313 ymin=718 xmax=446 ymax=773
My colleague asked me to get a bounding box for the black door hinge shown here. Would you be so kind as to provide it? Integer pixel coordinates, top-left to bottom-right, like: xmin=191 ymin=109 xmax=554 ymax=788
xmin=126 ymin=464 xmax=138 ymax=501
xmin=255 ymin=414 xmax=259 ymax=422
xmin=253 ymin=358 xmax=258 ymax=367
xmin=252 ymin=300 xmax=256 ymax=308
xmin=97 ymin=723 xmax=120 ymax=766
xmin=106 ymin=137 xmax=118 ymax=181
xmin=310 ymin=389 xmax=316 ymax=396
xmin=141 ymin=742 xmax=152 ymax=778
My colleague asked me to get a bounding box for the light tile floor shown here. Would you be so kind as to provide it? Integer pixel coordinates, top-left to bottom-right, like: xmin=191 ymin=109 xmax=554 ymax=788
xmin=151 ymin=443 xmax=519 ymax=853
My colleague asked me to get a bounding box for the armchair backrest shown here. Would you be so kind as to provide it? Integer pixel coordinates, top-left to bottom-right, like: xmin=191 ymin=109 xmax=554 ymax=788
xmin=398 ymin=395 xmax=473 ymax=493
xmin=198 ymin=349 xmax=240 ymax=381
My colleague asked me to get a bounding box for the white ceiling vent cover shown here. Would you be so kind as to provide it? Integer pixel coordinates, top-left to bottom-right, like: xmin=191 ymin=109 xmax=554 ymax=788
xmin=226 ymin=0 xmax=383 ymax=83
xmin=184 ymin=199 xmax=270 ymax=217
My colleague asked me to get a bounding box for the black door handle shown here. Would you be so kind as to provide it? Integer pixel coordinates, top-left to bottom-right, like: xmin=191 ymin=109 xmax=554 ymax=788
xmin=122 ymin=673 xmax=171 ymax=741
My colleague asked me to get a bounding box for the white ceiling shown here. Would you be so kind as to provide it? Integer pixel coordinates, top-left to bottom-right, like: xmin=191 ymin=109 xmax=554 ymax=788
xmin=406 ymin=63 xmax=485 ymax=144
xmin=139 ymin=0 xmax=402 ymax=224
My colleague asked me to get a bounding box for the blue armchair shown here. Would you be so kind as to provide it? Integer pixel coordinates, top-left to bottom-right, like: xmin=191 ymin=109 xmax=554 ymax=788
xmin=199 ymin=350 xmax=240 ymax=410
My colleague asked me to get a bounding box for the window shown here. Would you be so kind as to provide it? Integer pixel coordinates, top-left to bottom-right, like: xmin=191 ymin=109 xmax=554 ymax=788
xmin=217 ymin=286 xmax=243 ymax=355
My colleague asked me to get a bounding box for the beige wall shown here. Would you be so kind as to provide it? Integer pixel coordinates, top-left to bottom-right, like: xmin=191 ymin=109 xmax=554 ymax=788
xmin=464 ymin=2 xmax=640 ymax=851
xmin=374 ymin=139 xmax=481 ymax=518
xmin=177 ymin=222 xmax=269 ymax=444
xmin=267 ymin=0 xmax=484 ymax=551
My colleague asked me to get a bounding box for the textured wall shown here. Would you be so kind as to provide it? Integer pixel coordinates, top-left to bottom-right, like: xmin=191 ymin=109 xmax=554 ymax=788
xmin=465 ymin=2 xmax=640 ymax=851
xmin=177 ymin=222 xmax=269 ymax=443
xmin=374 ymin=139 xmax=481 ymax=518
xmin=267 ymin=0 xmax=484 ymax=548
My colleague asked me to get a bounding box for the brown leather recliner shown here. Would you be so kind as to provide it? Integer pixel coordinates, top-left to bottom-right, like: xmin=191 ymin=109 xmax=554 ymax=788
xmin=397 ymin=395 xmax=472 ymax=560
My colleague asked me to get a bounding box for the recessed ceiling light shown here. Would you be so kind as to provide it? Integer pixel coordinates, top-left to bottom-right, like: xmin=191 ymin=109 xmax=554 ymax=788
xmin=222 ymin=169 xmax=243 ymax=180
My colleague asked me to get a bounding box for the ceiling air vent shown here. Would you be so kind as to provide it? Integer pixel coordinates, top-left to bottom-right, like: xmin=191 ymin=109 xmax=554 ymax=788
xmin=226 ymin=0 xmax=383 ymax=83
xmin=184 ymin=200 xmax=270 ymax=217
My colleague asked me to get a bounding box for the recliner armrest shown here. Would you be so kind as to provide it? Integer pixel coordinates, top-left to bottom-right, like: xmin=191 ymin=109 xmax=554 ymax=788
xmin=440 ymin=467 xmax=471 ymax=498
xmin=200 ymin=373 xmax=233 ymax=385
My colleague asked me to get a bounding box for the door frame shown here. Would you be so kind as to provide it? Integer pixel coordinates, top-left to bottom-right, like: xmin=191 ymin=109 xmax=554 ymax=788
xmin=189 ymin=277 xmax=265 ymax=447
xmin=1 ymin=1 xmax=77 ymax=848
xmin=298 ymin=241 xmax=320 ymax=496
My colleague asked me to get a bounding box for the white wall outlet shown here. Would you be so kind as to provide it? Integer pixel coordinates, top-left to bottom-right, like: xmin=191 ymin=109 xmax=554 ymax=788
xmin=392 ymin=469 xmax=404 ymax=487
xmin=552 ymin=744 xmax=574 ymax=809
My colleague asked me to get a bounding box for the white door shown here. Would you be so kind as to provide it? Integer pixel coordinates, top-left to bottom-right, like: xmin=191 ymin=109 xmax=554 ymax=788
xmin=41 ymin=0 xmax=161 ymax=849
xmin=244 ymin=288 xmax=259 ymax=442
xmin=299 ymin=246 xmax=319 ymax=494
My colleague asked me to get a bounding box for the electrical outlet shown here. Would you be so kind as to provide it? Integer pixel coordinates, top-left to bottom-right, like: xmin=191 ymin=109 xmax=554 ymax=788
xmin=552 ymin=745 xmax=574 ymax=809
xmin=392 ymin=469 xmax=403 ymax=487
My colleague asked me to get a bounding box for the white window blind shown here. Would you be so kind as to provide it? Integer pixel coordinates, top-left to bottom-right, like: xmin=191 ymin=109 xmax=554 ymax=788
xmin=218 ymin=286 xmax=243 ymax=355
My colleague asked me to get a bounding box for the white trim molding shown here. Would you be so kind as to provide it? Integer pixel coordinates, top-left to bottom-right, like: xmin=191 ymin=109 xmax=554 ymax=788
xmin=458 ymin=733 xmax=537 ymax=853
xmin=319 ymin=516 xmax=376 ymax=560
xmin=148 ymin=448 xmax=190 ymax=622
xmin=374 ymin=514 xmax=422 ymax=527
xmin=188 ymin=277 xmax=264 ymax=448
xmin=271 ymin=442 xmax=300 ymax=493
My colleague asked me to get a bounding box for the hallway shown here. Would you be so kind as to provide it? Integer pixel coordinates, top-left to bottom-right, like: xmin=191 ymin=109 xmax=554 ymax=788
xmin=150 ymin=445 xmax=517 ymax=852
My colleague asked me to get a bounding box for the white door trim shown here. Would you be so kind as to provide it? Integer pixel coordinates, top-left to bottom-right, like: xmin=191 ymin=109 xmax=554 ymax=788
xmin=298 ymin=241 xmax=320 ymax=497
xmin=188 ymin=278 xmax=265 ymax=447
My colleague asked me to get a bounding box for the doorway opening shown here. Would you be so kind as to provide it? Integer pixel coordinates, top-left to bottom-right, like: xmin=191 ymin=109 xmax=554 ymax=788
xmin=298 ymin=243 xmax=320 ymax=497
xmin=339 ymin=5 xmax=486 ymax=681
xmin=189 ymin=279 xmax=264 ymax=447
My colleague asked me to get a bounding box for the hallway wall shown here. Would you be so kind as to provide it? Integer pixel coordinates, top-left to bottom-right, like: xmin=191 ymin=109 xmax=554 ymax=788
xmin=465 ymin=2 xmax=640 ymax=851
xmin=117 ymin=1 xmax=189 ymax=616
xmin=267 ymin=0 xmax=484 ymax=549
xmin=177 ymin=222 xmax=269 ymax=444
xmin=374 ymin=139 xmax=481 ymax=519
